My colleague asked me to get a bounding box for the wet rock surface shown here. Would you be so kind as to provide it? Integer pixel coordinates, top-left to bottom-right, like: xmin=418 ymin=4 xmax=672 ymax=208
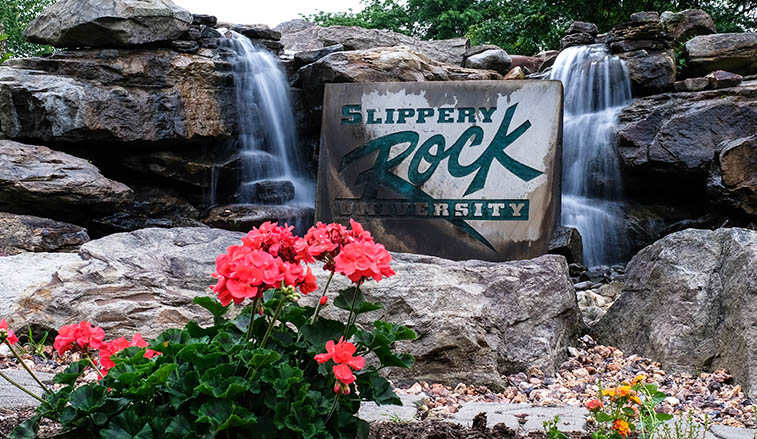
xmin=0 ymin=213 xmax=90 ymax=256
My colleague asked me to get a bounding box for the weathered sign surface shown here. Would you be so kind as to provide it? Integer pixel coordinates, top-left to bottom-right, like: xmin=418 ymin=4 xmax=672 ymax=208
xmin=316 ymin=81 xmax=563 ymax=261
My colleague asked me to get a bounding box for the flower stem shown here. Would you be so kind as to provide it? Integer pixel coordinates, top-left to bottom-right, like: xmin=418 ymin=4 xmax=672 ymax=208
xmin=246 ymin=298 xmax=261 ymax=342
xmin=85 ymin=354 xmax=104 ymax=380
xmin=342 ymin=279 xmax=364 ymax=340
xmin=310 ymin=271 xmax=335 ymax=325
xmin=260 ymin=296 xmax=286 ymax=348
xmin=325 ymin=394 xmax=340 ymax=424
xmin=0 ymin=368 xmax=44 ymax=403
xmin=5 ymin=340 xmax=50 ymax=394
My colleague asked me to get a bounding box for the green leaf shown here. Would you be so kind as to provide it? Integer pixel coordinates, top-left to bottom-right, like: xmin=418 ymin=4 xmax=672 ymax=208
xmin=69 ymin=384 xmax=108 ymax=412
xmin=177 ymin=344 xmax=224 ymax=369
xmin=595 ymin=412 xmax=613 ymax=422
xmin=9 ymin=414 xmax=40 ymax=439
xmin=656 ymin=413 xmax=674 ymax=421
xmin=241 ymin=348 xmax=281 ymax=370
xmin=196 ymin=399 xmax=257 ymax=431
xmin=165 ymin=416 xmax=193 ymax=436
xmin=263 ymin=363 xmax=304 ymax=398
xmin=333 ymin=287 xmax=383 ymax=315
xmin=100 ymin=409 xmax=154 ymax=439
xmin=196 ymin=374 xmax=250 ymax=399
xmin=300 ymin=319 xmax=344 ymax=353
xmin=622 ymin=407 xmax=637 ymax=417
xmin=54 ymin=360 xmax=90 ymax=386
xmin=126 ymin=363 xmax=177 ymax=398
xmin=365 ymin=374 xmax=401 ymax=405
xmin=193 ymin=296 xmax=230 ymax=318
xmin=165 ymin=364 xmax=199 ymax=410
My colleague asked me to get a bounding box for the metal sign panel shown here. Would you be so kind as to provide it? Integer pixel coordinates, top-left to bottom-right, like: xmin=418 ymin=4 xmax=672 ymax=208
xmin=316 ymin=80 xmax=563 ymax=261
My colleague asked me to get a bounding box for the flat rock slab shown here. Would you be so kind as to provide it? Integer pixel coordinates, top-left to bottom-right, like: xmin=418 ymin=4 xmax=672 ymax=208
xmin=359 ymin=394 xmax=424 ymax=423
xmin=708 ymin=425 xmax=757 ymax=439
xmin=449 ymin=403 xmax=588 ymax=431
xmin=0 ymin=369 xmax=54 ymax=409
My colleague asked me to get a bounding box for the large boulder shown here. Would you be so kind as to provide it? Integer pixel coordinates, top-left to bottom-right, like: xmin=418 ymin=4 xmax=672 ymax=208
xmin=298 ymin=46 xmax=501 ymax=106
xmin=616 ymin=83 xmax=757 ymax=188
xmin=0 ymin=140 xmax=133 ymax=218
xmin=594 ymin=228 xmax=757 ymax=400
xmin=617 ymin=49 xmax=676 ymax=95
xmin=660 ymin=9 xmax=716 ymax=44
xmin=0 ymin=213 xmax=89 ymax=256
xmin=24 ymin=0 xmax=193 ymax=48
xmin=684 ymin=33 xmax=757 ymax=77
xmin=279 ymin=25 xmax=469 ymax=66
xmin=708 ymin=135 xmax=757 ymax=217
xmin=0 ymin=228 xmax=580 ymax=388
xmin=464 ymin=49 xmax=511 ymax=75
xmin=0 ymin=48 xmax=234 ymax=145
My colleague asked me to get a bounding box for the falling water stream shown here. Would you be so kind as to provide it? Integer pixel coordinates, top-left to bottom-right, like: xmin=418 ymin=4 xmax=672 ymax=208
xmin=221 ymin=32 xmax=314 ymax=216
xmin=550 ymin=45 xmax=633 ymax=266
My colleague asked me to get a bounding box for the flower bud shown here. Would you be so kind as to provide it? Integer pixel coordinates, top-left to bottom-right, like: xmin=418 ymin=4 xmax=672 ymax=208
xmin=319 ymin=296 xmax=328 ymax=306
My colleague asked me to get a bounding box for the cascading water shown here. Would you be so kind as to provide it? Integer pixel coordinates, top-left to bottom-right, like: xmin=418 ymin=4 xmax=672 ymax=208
xmin=220 ymin=32 xmax=314 ymax=223
xmin=550 ymin=44 xmax=632 ymax=267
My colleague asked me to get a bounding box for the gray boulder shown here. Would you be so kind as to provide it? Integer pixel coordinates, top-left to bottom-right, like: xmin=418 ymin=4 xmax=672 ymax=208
xmin=298 ymin=46 xmax=502 ymax=106
xmin=0 ymin=49 xmax=234 ymax=144
xmin=560 ymin=33 xmax=595 ymax=50
xmin=23 ymin=0 xmax=193 ymax=48
xmin=708 ymin=135 xmax=757 ymax=217
xmin=0 ymin=140 xmax=133 ymax=217
xmin=548 ymin=226 xmax=584 ymax=265
xmin=0 ymin=213 xmax=89 ymax=256
xmin=231 ymin=24 xmax=281 ymax=41
xmin=617 ymin=49 xmax=676 ymax=95
xmin=202 ymin=204 xmax=314 ymax=232
xmin=616 ymin=82 xmax=757 ymax=180
xmin=705 ymin=70 xmax=743 ymax=89
xmin=594 ymin=228 xmax=757 ymax=400
xmin=0 ymin=228 xmax=580 ymax=388
xmin=273 ymin=19 xmax=315 ymax=35
xmin=685 ymin=33 xmax=757 ymax=77
xmin=464 ymin=49 xmax=512 ymax=75
xmin=307 ymin=254 xmax=581 ymax=388
xmin=630 ymin=11 xmax=660 ymax=23
xmin=660 ymin=9 xmax=716 ymax=44
xmin=673 ymin=77 xmax=710 ymax=92
xmin=294 ymin=44 xmax=345 ymax=67
xmin=280 ymin=25 xmax=469 ymax=65
xmin=566 ymin=21 xmax=598 ymax=36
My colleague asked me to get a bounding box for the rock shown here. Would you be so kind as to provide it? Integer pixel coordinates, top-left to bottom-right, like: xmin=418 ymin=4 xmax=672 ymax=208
xmin=273 ymin=19 xmax=315 ymax=35
xmin=504 ymin=66 xmax=526 ymax=80
xmin=617 ymin=49 xmax=676 ymax=95
xmin=560 ymin=33 xmax=595 ymax=50
xmin=509 ymin=55 xmax=541 ymax=74
xmin=464 ymin=44 xmax=503 ymax=59
xmin=235 ymin=180 xmax=296 ymax=204
xmin=631 ymin=12 xmax=660 ymax=23
xmin=708 ymin=135 xmax=757 ymax=217
xmin=181 ymin=25 xmax=202 ymax=41
xmin=464 ymin=49 xmax=511 ymax=75
xmin=0 ymin=228 xmax=244 ymax=337
xmin=616 ymin=83 xmax=757 ymax=183
xmin=684 ymin=33 xmax=757 ymax=77
xmin=0 ymin=49 xmax=234 ymax=145
xmin=23 ymin=0 xmax=193 ymax=48
xmin=0 ymin=140 xmax=133 ymax=218
xmin=294 ymin=44 xmax=345 ymax=67
xmin=566 ymin=21 xmax=598 ymax=36
xmin=192 ymin=14 xmax=217 ymax=27
xmin=280 ymin=25 xmax=469 ymax=65
xmin=201 ymin=204 xmax=314 ymax=232
xmin=171 ymin=40 xmax=199 ymax=53
xmin=673 ymin=77 xmax=710 ymax=92
xmin=594 ymin=228 xmax=757 ymax=400
xmin=313 ymin=253 xmax=580 ymax=388
xmin=604 ymin=21 xmax=669 ymax=43
xmin=548 ymin=226 xmax=584 ymax=265
xmin=536 ymin=50 xmax=560 ymax=71
xmin=0 ymin=213 xmax=89 ymax=255
xmin=231 ymin=24 xmax=281 ymax=41
xmin=297 ymin=46 xmax=501 ymax=106
xmin=660 ymin=9 xmax=716 ymax=44
xmin=609 ymin=39 xmax=670 ymax=53
xmin=705 ymin=70 xmax=743 ymax=89
xmin=90 ymin=186 xmax=204 ymax=235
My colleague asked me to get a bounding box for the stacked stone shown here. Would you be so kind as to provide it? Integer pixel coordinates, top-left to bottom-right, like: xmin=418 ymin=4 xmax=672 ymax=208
xmin=560 ymin=21 xmax=598 ymax=50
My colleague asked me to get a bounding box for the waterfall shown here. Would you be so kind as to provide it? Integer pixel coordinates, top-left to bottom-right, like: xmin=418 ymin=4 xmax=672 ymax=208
xmin=219 ymin=32 xmax=314 ymax=224
xmin=550 ymin=44 xmax=632 ymax=267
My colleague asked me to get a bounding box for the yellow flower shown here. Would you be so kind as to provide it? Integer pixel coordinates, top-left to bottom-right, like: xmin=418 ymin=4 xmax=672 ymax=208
xmin=630 ymin=395 xmax=642 ymax=405
xmin=602 ymin=388 xmax=616 ymax=397
xmin=617 ymin=385 xmax=632 ymax=397
xmin=632 ymin=374 xmax=646 ymax=385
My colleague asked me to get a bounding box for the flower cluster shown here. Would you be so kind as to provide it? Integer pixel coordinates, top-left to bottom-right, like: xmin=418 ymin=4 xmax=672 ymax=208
xmin=315 ymin=338 xmax=365 ymax=394
xmin=0 ymin=318 xmax=18 ymax=345
xmin=586 ymin=375 xmax=672 ymax=439
xmin=295 ymin=219 xmax=373 ymax=269
xmin=334 ymin=240 xmax=395 ymax=283
xmin=54 ymin=321 xmax=106 ymax=355
xmin=211 ymin=222 xmax=317 ymax=306
xmin=98 ymin=333 xmax=158 ymax=375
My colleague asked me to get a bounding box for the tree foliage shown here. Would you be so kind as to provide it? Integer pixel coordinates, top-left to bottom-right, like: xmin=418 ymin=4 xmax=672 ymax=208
xmin=0 ymin=0 xmax=55 ymax=59
xmin=307 ymin=0 xmax=757 ymax=55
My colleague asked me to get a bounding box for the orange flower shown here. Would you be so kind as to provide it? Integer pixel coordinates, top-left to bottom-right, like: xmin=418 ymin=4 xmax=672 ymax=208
xmin=632 ymin=374 xmax=646 ymax=385
xmin=616 ymin=385 xmax=632 ymax=397
xmin=613 ymin=419 xmax=631 ymax=438
xmin=586 ymin=399 xmax=603 ymax=411
xmin=630 ymin=395 xmax=642 ymax=405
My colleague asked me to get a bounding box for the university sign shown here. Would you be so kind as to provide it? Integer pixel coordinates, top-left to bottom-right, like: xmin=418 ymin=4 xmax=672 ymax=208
xmin=316 ymin=81 xmax=563 ymax=261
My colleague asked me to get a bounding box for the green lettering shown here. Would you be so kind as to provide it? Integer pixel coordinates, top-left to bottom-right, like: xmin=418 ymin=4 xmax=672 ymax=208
xmin=417 ymin=108 xmax=434 ymax=124
xmin=341 ymin=104 xmax=362 ymax=125
xmin=437 ymin=108 xmax=454 ymax=123
xmin=397 ymin=108 xmax=415 ymax=124
xmin=457 ymin=107 xmax=476 ymax=123
xmin=479 ymin=107 xmax=497 ymax=123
